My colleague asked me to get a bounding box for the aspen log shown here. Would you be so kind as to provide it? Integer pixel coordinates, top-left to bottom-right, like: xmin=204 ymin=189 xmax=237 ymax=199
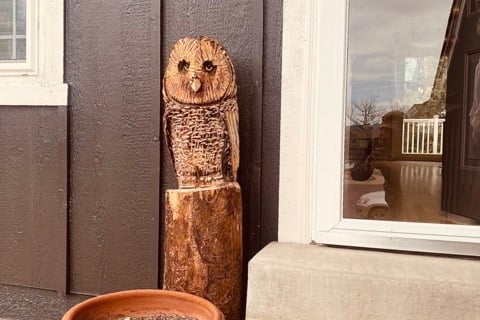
xmin=164 ymin=182 xmax=242 ymax=320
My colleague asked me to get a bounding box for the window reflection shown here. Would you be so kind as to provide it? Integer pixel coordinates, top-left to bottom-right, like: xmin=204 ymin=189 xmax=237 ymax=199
xmin=344 ymin=0 xmax=480 ymax=224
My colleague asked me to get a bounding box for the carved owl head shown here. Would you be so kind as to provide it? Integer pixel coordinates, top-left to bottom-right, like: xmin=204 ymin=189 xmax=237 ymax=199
xmin=163 ymin=36 xmax=237 ymax=105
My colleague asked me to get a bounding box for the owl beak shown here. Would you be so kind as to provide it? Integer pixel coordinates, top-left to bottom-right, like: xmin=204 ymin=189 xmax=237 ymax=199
xmin=190 ymin=77 xmax=202 ymax=93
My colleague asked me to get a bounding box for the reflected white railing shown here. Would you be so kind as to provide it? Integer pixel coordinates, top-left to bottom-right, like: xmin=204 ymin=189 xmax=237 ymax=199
xmin=402 ymin=115 xmax=445 ymax=155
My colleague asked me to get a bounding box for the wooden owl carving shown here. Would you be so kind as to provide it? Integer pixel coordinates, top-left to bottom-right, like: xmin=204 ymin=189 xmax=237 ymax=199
xmin=163 ymin=36 xmax=239 ymax=188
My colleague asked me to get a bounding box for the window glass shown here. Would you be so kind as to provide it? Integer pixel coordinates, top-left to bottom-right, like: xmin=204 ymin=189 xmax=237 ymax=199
xmin=0 ymin=0 xmax=26 ymax=60
xmin=344 ymin=0 xmax=480 ymax=225
xmin=15 ymin=0 xmax=25 ymax=35
xmin=0 ymin=0 xmax=13 ymax=36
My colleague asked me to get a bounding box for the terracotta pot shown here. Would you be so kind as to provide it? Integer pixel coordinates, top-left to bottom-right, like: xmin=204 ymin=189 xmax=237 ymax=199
xmin=62 ymin=289 xmax=224 ymax=320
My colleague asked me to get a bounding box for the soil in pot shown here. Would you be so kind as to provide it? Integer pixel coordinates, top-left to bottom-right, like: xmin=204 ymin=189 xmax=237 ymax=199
xmin=119 ymin=316 xmax=198 ymax=320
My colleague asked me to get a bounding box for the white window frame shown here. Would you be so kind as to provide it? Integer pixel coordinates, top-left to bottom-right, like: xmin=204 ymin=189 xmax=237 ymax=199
xmin=279 ymin=0 xmax=480 ymax=256
xmin=0 ymin=0 xmax=67 ymax=106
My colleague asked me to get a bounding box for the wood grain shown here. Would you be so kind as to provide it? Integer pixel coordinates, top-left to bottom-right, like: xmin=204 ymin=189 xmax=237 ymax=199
xmin=164 ymin=183 xmax=242 ymax=320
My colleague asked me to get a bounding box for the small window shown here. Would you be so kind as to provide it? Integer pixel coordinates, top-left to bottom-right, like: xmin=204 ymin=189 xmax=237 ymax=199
xmin=0 ymin=0 xmax=67 ymax=106
xmin=0 ymin=0 xmax=36 ymax=74
xmin=0 ymin=0 xmax=26 ymax=61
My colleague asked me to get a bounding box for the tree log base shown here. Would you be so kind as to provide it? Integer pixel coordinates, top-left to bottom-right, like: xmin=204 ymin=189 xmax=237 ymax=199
xmin=164 ymin=182 xmax=242 ymax=320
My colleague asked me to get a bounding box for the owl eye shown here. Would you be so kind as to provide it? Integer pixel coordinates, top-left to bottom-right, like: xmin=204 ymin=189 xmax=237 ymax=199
xmin=203 ymin=60 xmax=216 ymax=73
xmin=178 ymin=59 xmax=190 ymax=72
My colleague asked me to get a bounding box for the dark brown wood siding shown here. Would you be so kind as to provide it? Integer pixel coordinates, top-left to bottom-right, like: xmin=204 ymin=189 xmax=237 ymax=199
xmin=0 ymin=0 xmax=282 ymax=308
xmin=0 ymin=106 xmax=67 ymax=292
xmin=65 ymin=0 xmax=162 ymax=295
xmin=261 ymin=0 xmax=282 ymax=248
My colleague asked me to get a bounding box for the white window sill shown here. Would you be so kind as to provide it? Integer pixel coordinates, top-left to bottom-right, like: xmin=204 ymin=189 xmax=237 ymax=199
xmin=0 ymin=84 xmax=68 ymax=106
xmin=246 ymin=242 xmax=480 ymax=320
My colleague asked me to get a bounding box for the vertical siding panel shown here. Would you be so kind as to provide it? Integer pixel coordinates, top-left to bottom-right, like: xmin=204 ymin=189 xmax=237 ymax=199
xmin=261 ymin=0 xmax=282 ymax=247
xmin=65 ymin=0 xmax=161 ymax=294
xmin=57 ymin=106 xmax=69 ymax=294
xmin=0 ymin=107 xmax=66 ymax=291
xmin=246 ymin=0 xmax=264 ymax=261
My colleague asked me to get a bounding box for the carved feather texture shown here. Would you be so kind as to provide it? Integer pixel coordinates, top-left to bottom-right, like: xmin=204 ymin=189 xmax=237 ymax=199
xmin=163 ymin=36 xmax=239 ymax=188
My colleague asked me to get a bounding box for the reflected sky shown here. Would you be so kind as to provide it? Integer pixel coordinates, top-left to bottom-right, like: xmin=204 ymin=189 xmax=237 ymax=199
xmin=347 ymin=0 xmax=453 ymax=109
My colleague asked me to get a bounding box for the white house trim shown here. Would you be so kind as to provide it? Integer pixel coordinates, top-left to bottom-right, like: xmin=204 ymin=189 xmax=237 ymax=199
xmin=279 ymin=0 xmax=347 ymax=244
xmin=278 ymin=0 xmax=311 ymax=243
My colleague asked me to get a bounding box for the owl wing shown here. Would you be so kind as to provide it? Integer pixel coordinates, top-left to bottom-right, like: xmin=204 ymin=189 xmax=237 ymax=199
xmin=224 ymin=98 xmax=240 ymax=181
xmin=163 ymin=101 xmax=176 ymax=173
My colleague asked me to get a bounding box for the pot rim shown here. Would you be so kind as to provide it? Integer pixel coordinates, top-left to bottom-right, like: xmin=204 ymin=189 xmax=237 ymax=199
xmin=62 ymin=289 xmax=224 ymax=320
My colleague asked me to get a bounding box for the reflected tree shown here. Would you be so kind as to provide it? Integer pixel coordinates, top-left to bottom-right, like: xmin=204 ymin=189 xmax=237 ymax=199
xmin=347 ymin=98 xmax=383 ymax=126
xmin=347 ymin=98 xmax=381 ymax=181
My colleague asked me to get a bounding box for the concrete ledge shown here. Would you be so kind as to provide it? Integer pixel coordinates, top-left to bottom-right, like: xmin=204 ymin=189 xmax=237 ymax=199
xmin=246 ymin=242 xmax=480 ymax=320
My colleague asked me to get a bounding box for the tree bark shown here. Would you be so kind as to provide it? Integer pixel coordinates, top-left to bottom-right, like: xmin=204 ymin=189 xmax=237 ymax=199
xmin=164 ymin=182 xmax=242 ymax=320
